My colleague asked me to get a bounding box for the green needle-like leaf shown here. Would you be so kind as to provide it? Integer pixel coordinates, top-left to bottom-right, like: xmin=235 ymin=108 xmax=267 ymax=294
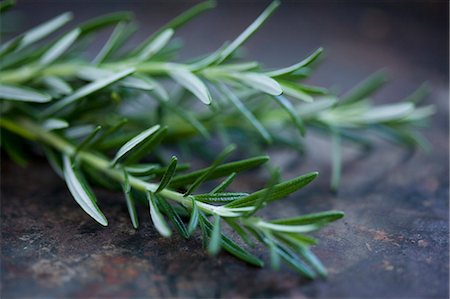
xmin=298 ymin=246 xmax=327 ymax=277
xmin=273 ymin=95 xmax=305 ymax=136
xmin=275 ymin=242 xmax=316 ymax=279
xmin=132 ymin=0 xmax=216 ymax=55
xmin=210 ymin=172 xmax=236 ymax=193
xmin=266 ymin=47 xmax=323 ymax=78
xmin=42 ymin=68 xmax=135 ymax=116
xmin=194 ymin=192 xmax=249 ymax=203
xmin=77 ymin=67 xmax=154 ymax=91
xmin=258 ymin=221 xmax=325 ymax=233
xmin=19 ymin=12 xmax=73 ymax=49
xmin=341 ymin=71 xmax=388 ymax=104
xmin=224 ymin=218 xmax=254 ymax=247
xmin=187 ymin=198 xmax=200 ymax=236
xmin=170 ymin=156 xmax=269 ymax=188
xmin=266 ymin=232 xmax=281 ymax=270
xmin=219 ymin=84 xmax=272 ymax=143
xmin=40 ymin=29 xmax=80 ymax=65
xmin=330 ymin=131 xmax=342 ymax=191
xmin=0 ymin=36 xmax=22 ymax=58
xmin=62 ymin=155 xmax=108 ymax=226
xmin=124 ymin=126 xmax=168 ymax=165
xmin=153 ymin=97 xmax=209 ymax=137
xmin=91 ymin=118 xmax=128 ymax=147
xmin=124 ymin=164 xmax=158 ymax=176
xmin=78 ymin=11 xmax=133 ymax=35
xmin=279 ymin=80 xmax=314 ymax=102
xmin=156 ymin=195 xmax=188 ymax=238
xmin=0 ymin=84 xmax=51 ymax=103
xmin=297 ymin=84 xmax=328 ymax=95
xmin=111 ymin=124 xmax=160 ymax=166
xmin=275 ymin=232 xmax=318 ymax=248
xmin=122 ymin=170 xmax=139 ymax=229
xmin=41 ymin=76 xmax=72 ymax=95
xmin=226 ymin=172 xmax=318 ymax=208
xmin=155 ymin=156 xmax=178 ymax=193
xmin=208 ymin=214 xmax=222 ymax=255
xmin=227 ymin=72 xmax=283 ymax=96
xmin=93 ymin=22 xmax=128 ymax=64
xmin=270 ymin=210 xmax=345 ymax=226
xmin=138 ymin=28 xmax=174 ymax=61
xmin=168 ymin=67 xmax=212 ymax=105
xmin=74 ymin=125 xmax=102 ymax=156
xmin=147 ymin=191 xmax=172 ymax=237
xmin=201 ymin=214 xmax=263 ymax=267
xmin=217 ymin=0 xmax=280 ymax=63
xmin=42 ymin=118 xmax=69 ymax=131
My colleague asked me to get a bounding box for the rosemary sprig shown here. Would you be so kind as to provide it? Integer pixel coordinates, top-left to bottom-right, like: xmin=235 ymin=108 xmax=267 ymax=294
xmin=0 ymin=0 xmax=433 ymax=278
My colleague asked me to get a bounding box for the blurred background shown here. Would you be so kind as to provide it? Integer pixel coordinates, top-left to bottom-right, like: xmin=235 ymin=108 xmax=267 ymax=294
xmin=1 ymin=1 xmax=448 ymax=298
xmin=4 ymin=0 xmax=448 ymax=89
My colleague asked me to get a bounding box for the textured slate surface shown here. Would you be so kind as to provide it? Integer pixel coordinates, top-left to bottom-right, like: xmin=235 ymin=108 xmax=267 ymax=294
xmin=1 ymin=2 xmax=449 ymax=298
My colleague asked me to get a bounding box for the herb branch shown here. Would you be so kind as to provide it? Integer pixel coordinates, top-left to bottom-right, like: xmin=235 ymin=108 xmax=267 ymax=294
xmin=0 ymin=0 xmax=433 ymax=278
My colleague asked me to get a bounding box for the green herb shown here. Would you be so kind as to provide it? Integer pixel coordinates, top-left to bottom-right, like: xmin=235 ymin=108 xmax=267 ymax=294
xmin=0 ymin=1 xmax=432 ymax=279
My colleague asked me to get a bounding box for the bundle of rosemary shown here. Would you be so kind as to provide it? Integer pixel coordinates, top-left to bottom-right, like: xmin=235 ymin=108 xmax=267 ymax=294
xmin=0 ymin=0 xmax=433 ymax=279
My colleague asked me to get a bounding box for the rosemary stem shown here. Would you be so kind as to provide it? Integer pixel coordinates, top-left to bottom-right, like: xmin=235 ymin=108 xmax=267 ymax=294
xmin=14 ymin=118 xmax=206 ymax=211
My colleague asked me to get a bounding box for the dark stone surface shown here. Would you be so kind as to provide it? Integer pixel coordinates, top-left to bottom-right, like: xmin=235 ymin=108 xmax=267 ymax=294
xmin=1 ymin=1 xmax=449 ymax=298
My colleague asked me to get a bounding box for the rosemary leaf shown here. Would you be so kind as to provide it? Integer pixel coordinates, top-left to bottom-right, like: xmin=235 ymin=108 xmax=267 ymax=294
xmin=278 ymin=80 xmax=314 ymax=102
xmin=266 ymin=47 xmax=323 ymax=78
xmin=39 ymin=29 xmax=80 ymax=65
xmin=42 ymin=118 xmax=68 ymax=131
xmin=168 ymin=67 xmax=212 ymax=105
xmin=0 ymin=84 xmax=51 ymax=102
xmin=219 ymin=84 xmax=272 ymax=143
xmin=217 ymin=0 xmax=280 ymax=63
xmin=273 ymin=95 xmax=305 ymax=136
xmin=19 ymin=12 xmax=73 ymax=49
xmin=170 ymin=156 xmax=269 ymax=188
xmin=270 ymin=210 xmax=344 ymax=226
xmin=78 ymin=11 xmax=133 ymax=35
xmin=210 ymin=172 xmax=236 ymax=193
xmin=132 ymin=0 xmax=216 ymax=55
xmin=207 ymin=214 xmax=222 ymax=255
xmin=93 ymin=22 xmax=128 ymax=64
xmin=194 ymin=192 xmax=249 ymax=203
xmin=41 ymin=76 xmax=72 ymax=95
xmin=226 ymin=172 xmax=318 ymax=208
xmin=156 ymin=195 xmax=188 ymax=238
xmin=122 ymin=170 xmax=139 ymax=229
xmin=330 ymin=131 xmax=342 ymax=191
xmin=74 ymin=125 xmax=102 ymax=156
xmin=147 ymin=191 xmax=172 ymax=237
xmin=42 ymin=68 xmax=135 ymax=116
xmin=155 ymin=156 xmax=178 ymax=193
xmin=298 ymin=246 xmax=327 ymax=277
xmin=200 ymin=214 xmax=263 ymax=267
xmin=111 ymin=124 xmax=160 ymax=166
xmin=341 ymin=71 xmax=388 ymax=104
xmin=138 ymin=28 xmax=174 ymax=61
xmin=62 ymin=155 xmax=108 ymax=226
xmin=187 ymin=198 xmax=200 ymax=237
